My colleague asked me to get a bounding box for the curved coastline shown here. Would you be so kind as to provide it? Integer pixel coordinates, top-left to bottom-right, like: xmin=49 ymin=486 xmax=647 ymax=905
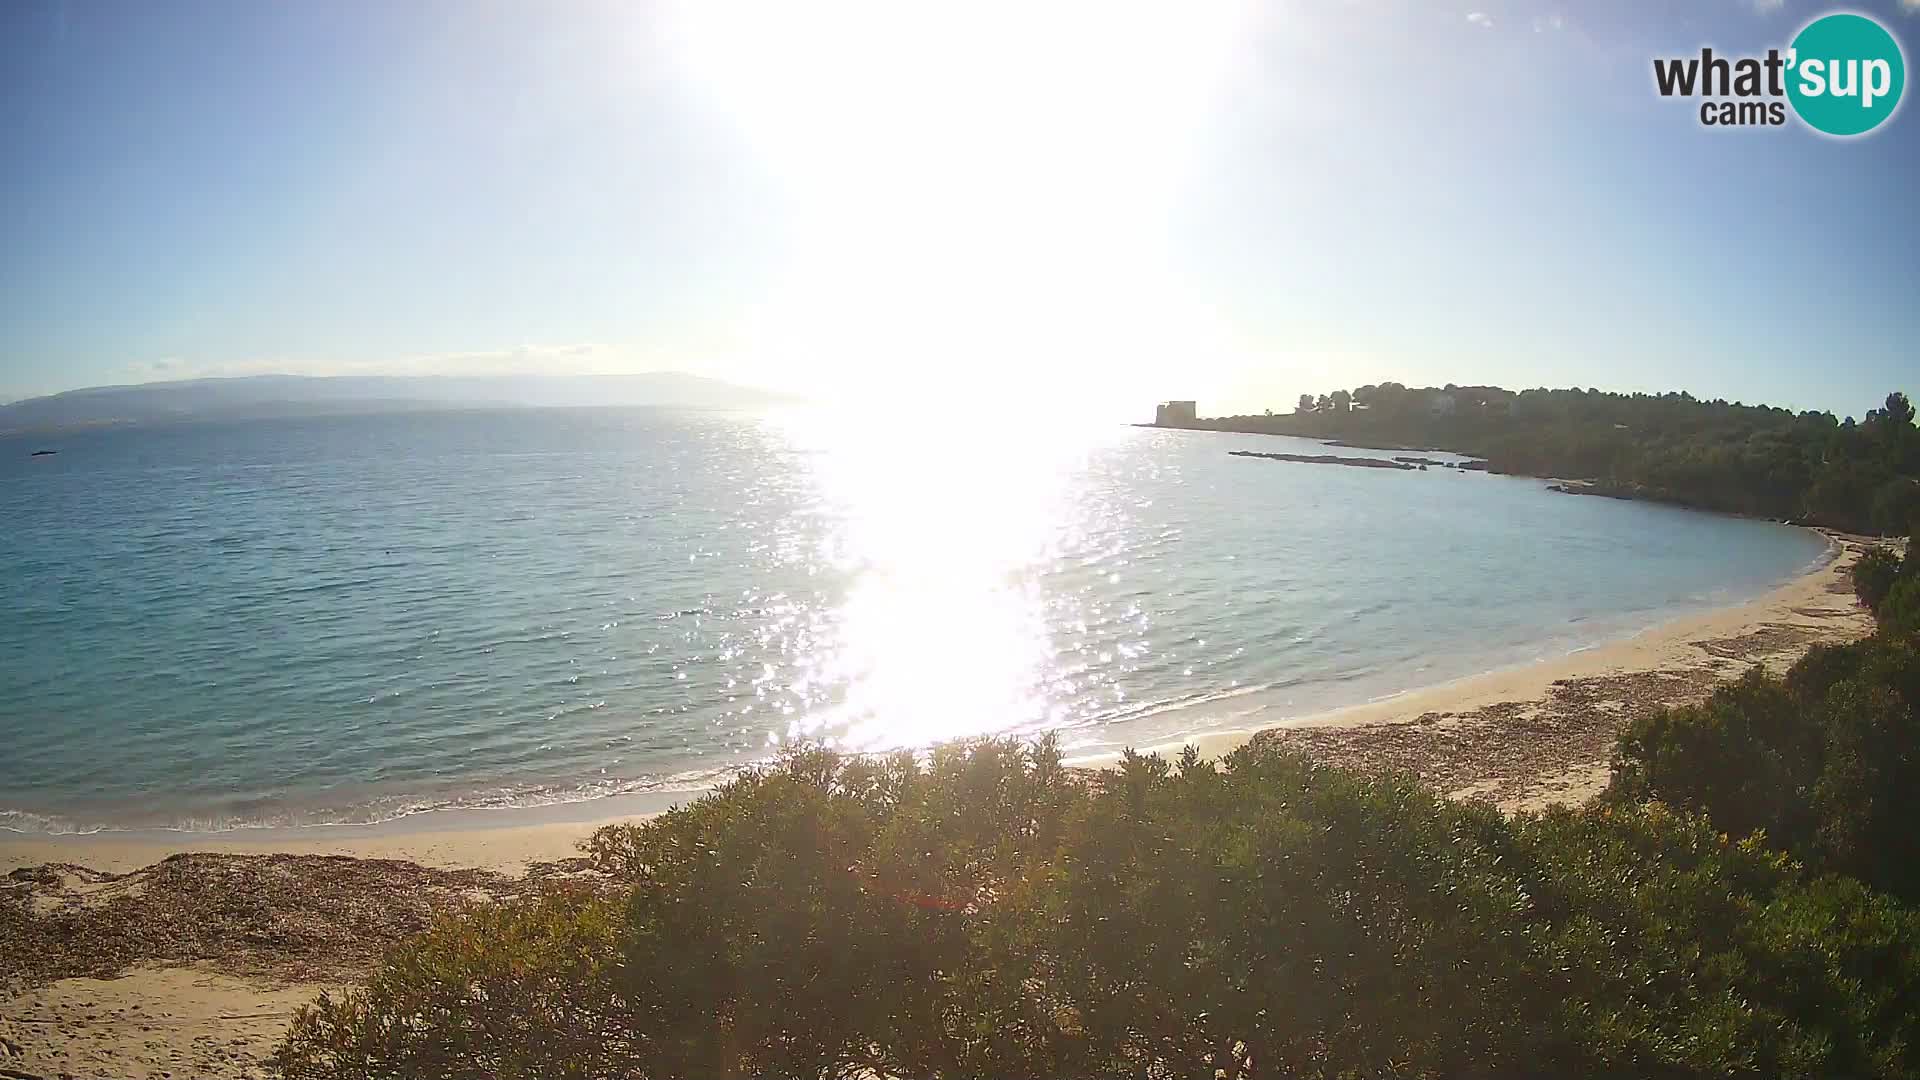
xmin=1089 ymin=527 xmax=1873 ymax=810
xmin=0 ymin=528 xmax=1877 ymax=876
xmin=1062 ymin=515 xmax=1837 ymax=762
xmin=0 ymin=528 xmax=1887 ymax=1080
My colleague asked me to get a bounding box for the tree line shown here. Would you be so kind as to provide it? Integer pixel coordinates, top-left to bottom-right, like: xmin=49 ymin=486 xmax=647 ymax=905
xmin=1201 ymin=383 xmax=1920 ymax=535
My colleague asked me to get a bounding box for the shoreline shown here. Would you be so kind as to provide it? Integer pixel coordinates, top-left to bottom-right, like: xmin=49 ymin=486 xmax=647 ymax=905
xmin=0 ymin=529 xmax=1886 ymax=1080
xmin=0 ymin=530 xmax=1875 ymax=877
xmin=1 ymin=499 xmax=1817 ymax=844
xmin=1101 ymin=529 xmax=1877 ymax=811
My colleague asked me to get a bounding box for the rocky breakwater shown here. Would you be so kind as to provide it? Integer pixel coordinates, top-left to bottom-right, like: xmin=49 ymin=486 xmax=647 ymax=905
xmin=1228 ymin=450 xmax=1416 ymax=470
xmin=1393 ymin=455 xmax=1489 ymax=471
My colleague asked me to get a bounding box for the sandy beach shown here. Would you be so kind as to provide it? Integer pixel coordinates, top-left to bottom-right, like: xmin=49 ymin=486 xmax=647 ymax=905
xmin=0 ymin=530 xmax=1886 ymax=1079
xmin=1116 ymin=530 xmax=1886 ymax=813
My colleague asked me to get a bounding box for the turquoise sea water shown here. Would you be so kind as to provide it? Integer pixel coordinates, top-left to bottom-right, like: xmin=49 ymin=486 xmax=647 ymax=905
xmin=0 ymin=408 xmax=1830 ymax=833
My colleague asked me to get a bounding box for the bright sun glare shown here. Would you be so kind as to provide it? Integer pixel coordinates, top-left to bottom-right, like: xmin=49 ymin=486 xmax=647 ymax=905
xmin=773 ymin=409 xmax=1129 ymax=751
xmin=660 ymin=2 xmax=1255 ymax=751
xmin=663 ymin=0 xmax=1254 ymax=423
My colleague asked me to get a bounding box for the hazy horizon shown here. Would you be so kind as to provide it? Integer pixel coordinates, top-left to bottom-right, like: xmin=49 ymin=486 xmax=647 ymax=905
xmin=4 ymin=367 xmax=1904 ymax=425
xmin=1 ymin=368 xmax=773 ymax=404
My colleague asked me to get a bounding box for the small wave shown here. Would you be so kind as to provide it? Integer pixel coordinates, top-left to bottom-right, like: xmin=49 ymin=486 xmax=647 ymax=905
xmin=1065 ymin=681 xmax=1280 ymax=733
xmin=282 ymin=578 xmax=376 ymax=596
xmin=0 ymin=808 xmax=114 ymax=836
xmin=0 ymin=764 xmax=743 ymax=837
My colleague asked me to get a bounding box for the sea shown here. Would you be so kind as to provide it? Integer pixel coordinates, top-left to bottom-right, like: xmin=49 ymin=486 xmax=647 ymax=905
xmin=0 ymin=407 xmax=1831 ymax=834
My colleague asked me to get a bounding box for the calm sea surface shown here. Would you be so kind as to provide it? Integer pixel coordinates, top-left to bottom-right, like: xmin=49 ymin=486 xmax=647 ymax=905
xmin=0 ymin=408 xmax=1829 ymax=832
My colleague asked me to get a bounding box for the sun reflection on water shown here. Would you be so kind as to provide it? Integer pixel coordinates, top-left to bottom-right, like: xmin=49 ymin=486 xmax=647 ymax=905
xmin=767 ymin=406 xmax=1124 ymax=752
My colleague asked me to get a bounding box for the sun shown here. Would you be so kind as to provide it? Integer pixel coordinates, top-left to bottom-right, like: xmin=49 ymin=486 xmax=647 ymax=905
xmin=660 ymin=0 xmax=1256 ymax=422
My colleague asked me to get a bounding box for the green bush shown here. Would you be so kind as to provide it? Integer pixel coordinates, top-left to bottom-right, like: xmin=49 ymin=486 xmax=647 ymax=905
xmin=1506 ymin=804 xmax=1920 ymax=1077
xmin=1611 ymin=630 xmax=1920 ymax=899
xmin=273 ymin=887 xmax=627 ymax=1080
xmin=1854 ymin=546 xmax=1904 ymax=612
xmin=277 ymin=739 xmax=1920 ymax=1079
xmin=1883 ymin=575 xmax=1920 ymax=636
xmin=1609 ymin=667 xmax=1821 ymax=849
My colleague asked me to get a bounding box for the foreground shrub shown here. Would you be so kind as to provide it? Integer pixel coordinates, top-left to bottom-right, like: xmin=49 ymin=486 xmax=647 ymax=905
xmin=1512 ymin=804 xmax=1920 ymax=1076
xmin=1062 ymin=752 xmax=1920 ymax=1078
xmin=593 ymin=741 xmax=1075 ymax=1078
xmin=273 ymin=887 xmax=626 ymax=1080
xmin=277 ymin=740 xmax=1920 ymax=1079
xmin=1611 ymin=627 xmax=1920 ymax=899
xmin=1609 ymin=667 xmax=1821 ymax=849
xmin=1884 ymin=574 xmax=1920 ymax=635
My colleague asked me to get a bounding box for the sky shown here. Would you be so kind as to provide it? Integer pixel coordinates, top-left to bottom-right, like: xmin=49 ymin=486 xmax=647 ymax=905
xmin=2 ymin=0 xmax=1917 ymax=420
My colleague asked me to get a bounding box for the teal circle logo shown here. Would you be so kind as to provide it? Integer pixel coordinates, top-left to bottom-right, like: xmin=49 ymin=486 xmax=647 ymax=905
xmin=1786 ymin=12 xmax=1905 ymax=136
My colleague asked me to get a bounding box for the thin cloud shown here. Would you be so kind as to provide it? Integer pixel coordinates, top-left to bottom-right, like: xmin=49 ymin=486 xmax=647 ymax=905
xmin=1466 ymin=11 xmax=1494 ymax=28
xmin=1748 ymin=0 xmax=1785 ymax=13
xmin=1531 ymin=13 xmax=1565 ymax=32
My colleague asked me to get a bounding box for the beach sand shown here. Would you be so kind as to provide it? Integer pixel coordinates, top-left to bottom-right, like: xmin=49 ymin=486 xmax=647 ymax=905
xmin=1109 ymin=530 xmax=1885 ymax=813
xmin=0 ymin=530 xmax=1886 ymax=1079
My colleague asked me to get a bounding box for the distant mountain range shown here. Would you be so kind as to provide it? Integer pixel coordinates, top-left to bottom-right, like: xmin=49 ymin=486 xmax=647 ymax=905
xmin=0 ymin=373 xmax=797 ymax=434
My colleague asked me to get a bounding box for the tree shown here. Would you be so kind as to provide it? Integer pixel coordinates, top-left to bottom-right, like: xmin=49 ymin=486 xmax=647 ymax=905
xmin=1330 ymin=389 xmax=1352 ymax=413
xmin=1296 ymin=393 xmax=1315 ymax=414
xmin=1315 ymin=393 xmax=1332 ymax=413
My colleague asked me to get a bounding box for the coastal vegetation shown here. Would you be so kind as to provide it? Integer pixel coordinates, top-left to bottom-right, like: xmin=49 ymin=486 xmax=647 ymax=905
xmin=255 ymin=532 xmax=1920 ymax=1079
xmin=278 ymin=625 xmax=1920 ymax=1080
xmin=1190 ymin=384 xmax=1920 ymax=536
xmin=1610 ymin=534 xmax=1920 ymax=899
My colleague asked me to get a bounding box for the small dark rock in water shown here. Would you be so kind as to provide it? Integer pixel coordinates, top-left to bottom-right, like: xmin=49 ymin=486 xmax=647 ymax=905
xmin=30 ymin=449 xmax=57 ymax=457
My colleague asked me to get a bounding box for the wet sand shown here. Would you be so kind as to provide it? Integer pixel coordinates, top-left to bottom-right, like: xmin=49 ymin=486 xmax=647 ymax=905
xmin=0 ymin=531 xmax=1885 ymax=1079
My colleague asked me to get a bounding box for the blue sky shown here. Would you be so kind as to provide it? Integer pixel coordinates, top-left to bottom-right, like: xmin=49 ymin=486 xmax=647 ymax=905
xmin=2 ymin=0 xmax=1916 ymax=419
